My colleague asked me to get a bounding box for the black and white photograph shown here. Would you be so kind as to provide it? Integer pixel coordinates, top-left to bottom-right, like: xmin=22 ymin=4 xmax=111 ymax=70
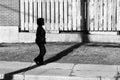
xmin=0 ymin=0 xmax=120 ymax=80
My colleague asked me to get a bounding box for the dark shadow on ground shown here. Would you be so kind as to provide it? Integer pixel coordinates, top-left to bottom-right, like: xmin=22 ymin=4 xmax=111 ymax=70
xmin=86 ymin=42 xmax=120 ymax=48
xmin=0 ymin=44 xmax=4 ymax=47
xmin=0 ymin=1 xmax=90 ymax=80
xmin=44 ymin=0 xmax=90 ymax=64
xmin=1 ymin=42 xmax=89 ymax=80
xmin=0 ymin=64 xmax=39 ymax=80
xmin=44 ymin=42 xmax=87 ymax=63
xmin=0 ymin=44 xmax=6 ymax=47
xmin=44 ymin=0 xmax=90 ymax=63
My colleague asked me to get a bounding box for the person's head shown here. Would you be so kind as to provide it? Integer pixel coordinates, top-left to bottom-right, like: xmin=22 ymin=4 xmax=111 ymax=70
xmin=37 ymin=18 xmax=44 ymax=26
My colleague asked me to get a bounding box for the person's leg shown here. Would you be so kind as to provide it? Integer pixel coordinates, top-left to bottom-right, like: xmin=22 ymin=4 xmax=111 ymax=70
xmin=34 ymin=43 xmax=46 ymax=65
xmin=39 ymin=43 xmax=46 ymax=57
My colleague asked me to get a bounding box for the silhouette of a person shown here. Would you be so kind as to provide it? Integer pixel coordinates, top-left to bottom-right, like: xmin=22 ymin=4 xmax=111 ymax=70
xmin=34 ymin=18 xmax=46 ymax=65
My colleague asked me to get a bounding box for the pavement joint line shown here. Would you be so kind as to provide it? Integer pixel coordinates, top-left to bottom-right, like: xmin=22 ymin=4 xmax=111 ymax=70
xmin=21 ymin=74 xmax=101 ymax=79
xmin=69 ymin=64 xmax=76 ymax=76
xmin=0 ymin=71 xmax=118 ymax=80
xmin=21 ymin=61 xmax=35 ymax=80
xmin=0 ymin=73 xmax=100 ymax=80
xmin=1 ymin=61 xmax=120 ymax=80
xmin=0 ymin=74 xmax=4 ymax=79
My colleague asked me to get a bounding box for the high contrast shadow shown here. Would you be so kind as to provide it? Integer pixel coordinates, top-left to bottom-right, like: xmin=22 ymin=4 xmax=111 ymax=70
xmin=44 ymin=0 xmax=89 ymax=64
xmin=44 ymin=43 xmax=86 ymax=63
xmin=0 ymin=64 xmax=40 ymax=80
xmin=1 ymin=43 xmax=87 ymax=80
xmin=0 ymin=1 xmax=90 ymax=80
xmin=0 ymin=44 xmax=5 ymax=47
xmin=86 ymin=42 xmax=120 ymax=48
xmin=80 ymin=0 xmax=90 ymax=43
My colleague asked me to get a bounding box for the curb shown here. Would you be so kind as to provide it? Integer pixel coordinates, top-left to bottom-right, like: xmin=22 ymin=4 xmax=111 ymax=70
xmin=0 ymin=74 xmax=116 ymax=80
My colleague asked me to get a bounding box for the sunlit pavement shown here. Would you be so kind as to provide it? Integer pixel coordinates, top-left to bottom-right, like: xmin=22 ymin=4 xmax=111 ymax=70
xmin=0 ymin=61 xmax=119 ymax=80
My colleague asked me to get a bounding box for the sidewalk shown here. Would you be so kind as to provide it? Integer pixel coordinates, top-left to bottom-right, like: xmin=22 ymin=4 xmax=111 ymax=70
xmin=0 ymin=61 xmax=119 ymax=80
xmin=0 ymin=43 xmax=120 ymax=80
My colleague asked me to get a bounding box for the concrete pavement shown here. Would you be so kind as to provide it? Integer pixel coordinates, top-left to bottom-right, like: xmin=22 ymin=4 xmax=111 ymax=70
xmin=0 ymin=61 xmax=120 ymax=80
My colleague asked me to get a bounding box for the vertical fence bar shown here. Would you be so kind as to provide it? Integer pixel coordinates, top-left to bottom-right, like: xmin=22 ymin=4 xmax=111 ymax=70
xmin=106 ymin=0 xmax=108 ymax=30
xmin=89 ymin=0 xmax=95 ymax=30
xmin=89 ymin=0 xmax=92 ymax=30
xmin=46 ymin=0 xmax=51 ymax=31
xmin=29 ymin=0 xmax=33 ymax=32
xmin=108 ymin=0 xmax=112 ymax=30
xmin=98 ymin=0 xmax=101 ymax=30
xmin=41 ymin=0 xmax=46 ymax=20
xmin=68 ymin=0 xmax=72 ymax=30
xmin=33 ymin=0 xmax=37 ymax=32
xmin=76 ymin=0 xmax=81 ymax=31
xmin=115 ymin=0 xmax=117 ymax=30
xmin=87 ymin=0 xmax=90 ymax=30
xmin=99 ymin=0 xmax=103 ymax=30
xmin=117 ymin=0 xmax=120 ymax=30
xmin=111 ymin=0 xmax=114 ymax=30
xmin=64 ymin=0 xmax=68 ymax=30
xmin=38 ymin=0 xmax=42 ymax=18
xmin=112 ymin=0 xmax=117 ymax=30
xmin=72 ymin=0 xmax=77 ymax=30
xmin=55 ymin=0 xmax=59 ymax=32
xmin=103 ymin=0 xmax=107 ymax=30
xmin=50 ymin=0 xmax=55 ymax=31
xmin=59 ymin=0 xmax=64 ymax=30
xmin=94 ymin=0 xmax=99 ymax=30
xmin=41 ymin=0 xmax=46 ymax=31
xmin=20 ymin=0 xmax=25 ymax=30
xmin=93 ymin=0 xmax=96 ymax=31
xmin=24 ymin=0 xmax=29 ymax=30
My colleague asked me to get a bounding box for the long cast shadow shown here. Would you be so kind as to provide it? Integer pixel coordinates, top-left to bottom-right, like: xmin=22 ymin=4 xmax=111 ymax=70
xmin=86 ymin=42 xmax=120 ymax=48
xmin=0 ymin=44 xmax=5 ymax=47
xmin=1 ymin=42 xmax=88 ymax=80
xmin=0 ymin=0 xmax=90 ymax=79
xmin=44 ymin=42 xmax=86 ymax=63
xmin=1 ymin=65 xmax=38 ymax=80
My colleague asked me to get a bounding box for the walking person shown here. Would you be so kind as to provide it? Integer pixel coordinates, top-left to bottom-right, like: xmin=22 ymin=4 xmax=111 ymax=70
xmin=34 ymin=18 xmax=46 ymax=65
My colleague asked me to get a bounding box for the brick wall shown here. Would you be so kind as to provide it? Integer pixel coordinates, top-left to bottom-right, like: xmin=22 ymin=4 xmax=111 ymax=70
xmin=0 ymin=0 xmax=19 ymax=26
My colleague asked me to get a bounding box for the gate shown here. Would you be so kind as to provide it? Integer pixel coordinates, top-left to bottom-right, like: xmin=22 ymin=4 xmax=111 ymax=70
xmin=20 ymin=0 xmax=120 ymax=32
xmin=87 ymin=0 xmax=120 ymax=31
xmin=20 ymin=0 xmax=84 ymax=32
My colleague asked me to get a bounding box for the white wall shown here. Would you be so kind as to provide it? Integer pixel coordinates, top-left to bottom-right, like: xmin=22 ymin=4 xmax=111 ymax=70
xmin=0 ymin=26 xmax=120 ymax=43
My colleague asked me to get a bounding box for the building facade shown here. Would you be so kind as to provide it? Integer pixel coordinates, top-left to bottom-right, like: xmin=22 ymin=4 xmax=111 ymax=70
xmin=0 ymin=0 xmax=120 ymax=43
